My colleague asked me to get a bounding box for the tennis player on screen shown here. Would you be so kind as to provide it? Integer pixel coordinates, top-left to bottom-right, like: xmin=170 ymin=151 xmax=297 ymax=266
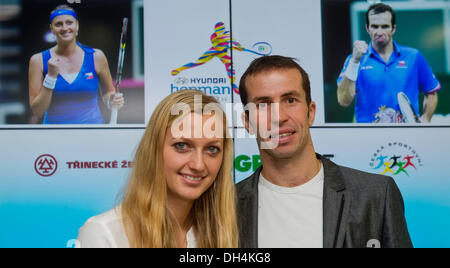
xmin=337 ymin=3 xmax=441 ymax=123
xmin=28 ymin=5 xmax=124 ymax=124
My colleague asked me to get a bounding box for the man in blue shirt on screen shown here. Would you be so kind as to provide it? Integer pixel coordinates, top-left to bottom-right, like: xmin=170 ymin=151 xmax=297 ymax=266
xmin=337 ymin=3 xmax=440 ymax=123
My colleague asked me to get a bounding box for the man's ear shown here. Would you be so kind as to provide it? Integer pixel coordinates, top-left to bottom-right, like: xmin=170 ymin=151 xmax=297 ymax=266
xmin=308 ymin=101 xmax=316 ymax=127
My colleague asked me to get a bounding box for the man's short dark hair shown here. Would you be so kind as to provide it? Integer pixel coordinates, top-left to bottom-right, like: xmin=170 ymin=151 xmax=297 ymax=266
xmin=239 ymin=55 xmax=311 ymax=107
xmin=366 ymin=3 xmax=396 ymax=27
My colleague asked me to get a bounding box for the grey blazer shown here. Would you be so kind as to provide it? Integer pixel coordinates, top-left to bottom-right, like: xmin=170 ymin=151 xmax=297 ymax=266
xmin=236 ymin=154 xmax=413 ymax=248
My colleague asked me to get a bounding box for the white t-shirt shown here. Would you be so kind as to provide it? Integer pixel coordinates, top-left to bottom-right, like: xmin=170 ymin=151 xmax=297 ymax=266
xmin=76 ymin=207 xmax=197 ymax=248
xmin=258 ymin=164 xmax=324 ymax=248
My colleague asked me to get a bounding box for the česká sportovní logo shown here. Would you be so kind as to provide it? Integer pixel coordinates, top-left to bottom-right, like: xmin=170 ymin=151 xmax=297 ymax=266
xmin=369 ymin=142 xmax=423 ymax=176
xmin=35 ymin=154 xmax=58 ymax=177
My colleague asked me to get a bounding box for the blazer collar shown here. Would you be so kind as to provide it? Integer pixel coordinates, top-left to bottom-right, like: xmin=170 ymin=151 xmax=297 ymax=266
xmin=319 ymin=154 xmax=346 ymax=192
xmin=237 ymin=167 xmax=261 ymax=199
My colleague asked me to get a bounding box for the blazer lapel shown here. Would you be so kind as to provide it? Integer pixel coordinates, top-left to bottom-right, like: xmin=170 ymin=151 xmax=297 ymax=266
xmin=321 ymin=156 xmax=351 ymax=248
xmin=237 ymin=167 xmax=261 ymax=248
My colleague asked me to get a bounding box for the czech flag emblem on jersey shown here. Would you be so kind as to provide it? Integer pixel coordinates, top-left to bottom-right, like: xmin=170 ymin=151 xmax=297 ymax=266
xmin=85 ymin=72 xmax=94 ymax=80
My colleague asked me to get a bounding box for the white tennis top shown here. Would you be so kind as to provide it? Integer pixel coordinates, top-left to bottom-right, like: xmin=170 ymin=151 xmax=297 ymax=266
xmin=76 ymin=207 xmax=197 ymax=248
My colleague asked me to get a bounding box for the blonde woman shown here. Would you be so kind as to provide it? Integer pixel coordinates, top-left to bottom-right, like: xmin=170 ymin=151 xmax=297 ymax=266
xmin=77 ymin=90 xmax=238 ymax=247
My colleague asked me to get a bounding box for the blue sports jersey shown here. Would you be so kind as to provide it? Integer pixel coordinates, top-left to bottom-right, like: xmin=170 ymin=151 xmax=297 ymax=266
xmin=338 ymin=42 xmax=441 ymax=123
xmin=42 ymin=43 xmax=104 ymax=124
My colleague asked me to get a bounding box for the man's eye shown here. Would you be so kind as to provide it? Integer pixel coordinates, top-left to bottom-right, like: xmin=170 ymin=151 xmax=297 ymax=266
xmin=287 ymin=98 xmax=296 ymax=104
xmin=257 ymin=101 xmax=270 ymax=106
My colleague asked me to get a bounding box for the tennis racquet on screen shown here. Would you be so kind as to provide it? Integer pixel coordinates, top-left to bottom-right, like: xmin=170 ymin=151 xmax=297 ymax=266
xmin=110 ymin=17 xmax=129 ymax=125
xmin=398 ymin=92 xmax=421 ymax=123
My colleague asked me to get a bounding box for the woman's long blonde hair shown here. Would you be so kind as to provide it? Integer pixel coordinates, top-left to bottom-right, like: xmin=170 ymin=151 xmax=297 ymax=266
xmin=120 ymin=90 xmax=238 ymax=248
